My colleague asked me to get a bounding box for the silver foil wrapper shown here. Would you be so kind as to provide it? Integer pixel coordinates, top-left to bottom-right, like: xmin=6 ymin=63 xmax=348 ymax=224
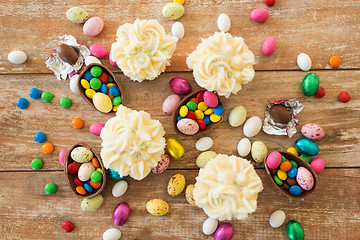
xmin=262 ymin=98 xmax=303 ymax=138
xmin=45 ymin=34 xmax=90 ymax=80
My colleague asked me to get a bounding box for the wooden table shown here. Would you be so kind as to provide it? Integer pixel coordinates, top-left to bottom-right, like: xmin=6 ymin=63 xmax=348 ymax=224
xmin=1 ymin=0 xmax=359 ymax=239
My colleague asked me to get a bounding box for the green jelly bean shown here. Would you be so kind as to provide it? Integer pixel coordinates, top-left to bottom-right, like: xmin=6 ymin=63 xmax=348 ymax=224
xmin=90 ymin=171 xmax=103 ymax=183
xmin=281 ymin=155 xmax=286 ymax=162
xmin=45 ymin=183 xmax=57 ymax=195
xmin=274 ymin=175 xmax=283 ymax=185
xmin=108 ymin=76 xmax=114 ymax=83
xmin=302 ymin=73 xmax=319 ymax=97
xmin=60 ymin=97 xmax=71 ymax=108
xmin=186 ymin=101 xmax=197 ymax=111
xmin=31 ymin=158 xmax=43 ymax=170
xmin=90 ymin=78 xmax=102 ymax=90
xmin=41 ymin=91 xmax=53 ymax=102
xmin=112 ymin=96 xmax=122 ymax=106
xmin=300 ymin=154 xmax=311 ymax=163
xmin=90 ymin=66 xmax=102 ymax=77
xmin=286 ymin=220 xmax=304 ymax=240
xmin=290 ymin=160 xmax=298 ymax=168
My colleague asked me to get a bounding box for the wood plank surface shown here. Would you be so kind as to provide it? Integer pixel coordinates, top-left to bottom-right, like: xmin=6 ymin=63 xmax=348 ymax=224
xmin=0 ymin=169 xmax=359 ymax=240
xmin=1 ymin=0 xmax=360 ymax=73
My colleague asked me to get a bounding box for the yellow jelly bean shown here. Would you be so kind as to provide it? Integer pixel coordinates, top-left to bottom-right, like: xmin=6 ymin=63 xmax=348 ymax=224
xmin=96 ymin=168 xmax=102 ymax=172
xmin=81 ymin=79 xmax=90 ymax=89
xmin=107 ymin=83 xmax=116 ymax=89
xmin=204 ymin=108 xmax=213 ymax=115
xmin=277 ymin=170 xmax=287 ymax=181
xmin=287 ymin=147 xmax=299 ymax=156
xmin=197 ymin=102 xmax=208 ymax=111
xmin=179 ymin=105 xmax=188 ymax=117
xmin=174 ymin=0 xmax=184 ymax=4
xmin=210 ymin=113 xmax=221 ymax=123
xmin=85 ymin=89 xmax=96 ymax=98
xmin=194 ymin=110 xmax=204 ymax=120
xmin=166 ymin=137 xmax=185 ymax=159
xmin=113 ymin=104 xmax=120 ymax=112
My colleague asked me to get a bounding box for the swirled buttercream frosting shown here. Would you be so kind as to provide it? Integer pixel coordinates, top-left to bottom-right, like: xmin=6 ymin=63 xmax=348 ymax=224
xmin=186 ymin=32 xmax=255 ymax=98
xmin=193 ymin=154 xmax=263 ymax=221
xmin=100 ymin=105 xmax=165 ymax=180
xmin=110 ymin=19 xmax=178 ymax=82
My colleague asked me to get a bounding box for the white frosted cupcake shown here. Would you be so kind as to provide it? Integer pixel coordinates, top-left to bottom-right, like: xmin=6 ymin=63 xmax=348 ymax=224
xmin=111 ymin=19 xmax=178 ymax=82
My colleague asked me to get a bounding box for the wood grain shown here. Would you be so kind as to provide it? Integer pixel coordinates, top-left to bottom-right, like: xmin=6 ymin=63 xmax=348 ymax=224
xmin=0 ymin=170 xmax=359 ymax=240
xmin=1 ymin=0 xmax=360 ymax=73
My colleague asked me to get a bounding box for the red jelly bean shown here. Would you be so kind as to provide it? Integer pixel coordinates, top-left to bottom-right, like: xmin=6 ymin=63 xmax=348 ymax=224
xmin=314 ymin=86 xmax=326 ymax=98
xmin=186 ymin=111 xmax=196 ymax=120
xmin=339 ymin=91 xmax=351 ymax=103
xmin=264 ymin=0 xmax=275 ymax=6
xmin=67 ymin=162 xmax=80 ymax=174
xmin=62 ymin=221 xmax=74 ymax=233
xmin=197 ymin=119 xmax=206 ymax=130
xmin=196 ymin=91 xmax=204 ymax=103
xmin=98 ymin=72 xmax=109 ymax=84
xmin=74 ymin=176 xmax=84 ymax=186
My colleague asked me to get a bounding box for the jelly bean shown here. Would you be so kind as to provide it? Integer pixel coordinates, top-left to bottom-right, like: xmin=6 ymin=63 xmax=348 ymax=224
xmin=107 ymin=92 xmax=114 ymax=100
xmin=287 ymin=177 xmax=297 ymax=186
xmin=287 ymin=147 xmax=298 ymax=156
xmin=68 ymin=162 xmax=80 ymax=174
xmin=60 ymin=97 xmax=71 ymax=109
xmin=84 ymin=182 xmax=94 ymax=193
xmin=281 ymin=155 xmax=286 ymax=163
xmin=62 ymin=221 xmax=74 ymax=233
xmin=196 ymin=91 xmax=204 ymax=102
xmin=101 ymin=84 xmax=108 ymax=94
xmin=113 ymin=105 xmax=119 ymax=111
xmin=251 ymin=8 xmax=269 ymax=22
xmin=186 ymin=101 xmax=197 ymax=111
xmin=314 ymin=86 xmax=326 ymax=98
xmin=194 ymin=110 xmax=204 ymax=120
xmin=112 ymin=96 xmax=122 ymax=106
xmin=31 ymin=158 xmax=43 ymax=170
xmin=81 ymin=79 xmax=90 ymax=89
xmin=45 ymin=183 xmax=57 ymax=195
xmin=91 ymin=171 xmax=103 ymax=183
xmin=204 ymin=108 xmax=213 ymax=115
xmin=339 ymin=91 xmax=351 ymax=103
xmin=213 ymin=105 xmax=224 ymax=115
xmin=210 ymin=113 xmax=221 ymax=123
xmin=277 ymin=170 xmax=287 ymax=181
xmin=59 ymin=149 xmax=67 ymax=166
xmin=72 ymin=118 xmax=84 ymax=129
xmin=166 ymin=137 xmax=185 ymax=159
xmin=300 ymin=154 xmax=311 ymax=163
xmin=297 ymin=53 xmax=312 ymax=71
xmin=90 ymin=180 xmax=102 ymax=189
xmin=186 ymin=111 xmax=196 ymax=120
xmin=90 ymin=66 xmax=102 ymax=77
xmin=177 ymin=115 xmax=184 ymax=122
xmin=17 ymin=98 xmax=29 ymax=109
xmin=29 ymin=88 xmax=41 ymax=99
xmin=310 ymin=158 xmax=325 ymax=174
xmin=96 ymin=168 xmax=102 ymax=172
xmin=289 ymin=160 xmax=298 ymax=168
xmin=197 ymin=119 xmax=206 ymax=130
xmin=92 ymin=157 xmax=100 ymax=168
xmin=41 ymin=91 xmax=53 ymax=102
xmin=108 ymin=75 xmax=114 ymax=83
xmin=203 ymin=115 xmax=211 ymax=125
xmin=289 ymin=185 xmax=302 ymax=196
xmin=109 ymin=85 xmax=120 ymax=97
xmin=280 ymin=161 xmax=292 ymax=172
xmin=90 ymin=78 xmax=102 ymax=90
xmin=90 ymin=44 xmax=107 ymax=59
xmin=262 ymin=37 xmax=277 ymax=55
xmin=203 ymin=91 xmax=218 ymax=107
xmin=197 ymin=102 xmax=208 ymax=111
xmin=76 ymin=186 xmax=87 ymax=195
xmin=274 ymin=175 xmax=283 ymax=185
xmin=85 ymin=89 xmax=96 ymax=98
xmin=107 ymin=83 xmax=116 ymax=89
xmin=286 ymin=220 xmax=304 ymax=240
xmin=84 ymin=71 xmax=93 ymax=81
xmin=74 ymin=176 xmax=84 ymax=186
xmin=189 ymin=98 xmax=199 ymax=104
xmin=42 ymin=143 xmax=54 ymax=154
xmin=265 ymin=0 xmax=276 ymax=6
xmin=179 ymin=105 xmax=188 ymax=117
xmin=329 ymin=56 xmax=341 ymax=68
xmin=174 ymin=0 xmax=184 ymax=4
xmin=217 ymin=13 xmax=231 ymax=32
xmin=287 ymin=166 xmax=298 ymax=178
xmin=34 ymin=132 xmax=46 ymax=143
xmin=302 ymin=73 xmax=319 ymax=97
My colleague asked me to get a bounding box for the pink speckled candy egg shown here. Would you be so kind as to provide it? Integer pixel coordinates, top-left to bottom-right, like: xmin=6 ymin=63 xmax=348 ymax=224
xmin=59 ymin=149 xmax=67 ymax=166
xmin=262 ymin=37 xmax=277 ymax=55
xmin=203 ymin=91 xmax=218 ymax=108
xmin=162 ymin=94 xmax=181 ymax=115
xmin=296 ymin=167 xmax=314 ymax=190
xmin=90 ymin=123 xmax=104 ymax=136
xmin=177 ymin=118 xmax=199 ymax=135
xmin=90 ymin=44 xmax=107 ymax=58
xmin=109 ymin=53 xmax=117 ymax=67
xmin=301 ymin=123 xmax=325 ymax=140
xmin=83 ymin=17 xmax=104 ymax=37
xmin=266 ymin=151 xmax=282 ymax=169
xmin=251 ymin=8 xmax=270 ymax=22
xmin=310 ymin=158 xmax=325 ymax=174
xmin=152 ymin=154 xmax=170 ymax=174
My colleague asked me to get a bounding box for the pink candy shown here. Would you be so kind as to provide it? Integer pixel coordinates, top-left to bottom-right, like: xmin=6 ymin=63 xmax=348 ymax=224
xmin=162 ymin=94 xmax=181 ymax=115
xmin=83 ymin=17 xmax=104 ymax=37
xmin=296 ymin=167 xmax=314 ymax=190
xmin=90 ymin=123 xmax=105 ymax=136
xmin=203 ymin=91 xmax=218 ymax=108
xmin=152 ymin=154 xmax=170 ymax=174
xmin=177 ymin=118 xmax=199 ymax=135
xmin=251 ymin=8 xmax=270 ymax=22
xmin=301 ymin=123 xmax=325 ymax=140
xmin=310 ymin=158 xmax=325 ymax=174
xmin=266 ymin=151 xmax=282 ymax=169
xmin=262 ymin=37 xmax=277 ymax=55
xmin=59 ymin=149 xmax=67 ymax=166
xmin=90 ymin=44 xmax=107 ymax=58
xmin=109 ymin=54 xmax=118 ymax=67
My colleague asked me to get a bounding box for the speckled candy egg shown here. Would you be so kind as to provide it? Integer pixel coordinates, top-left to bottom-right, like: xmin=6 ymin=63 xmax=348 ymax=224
xmin=296 ymin=167 xmax=314 ymax=190
xmin=167 ymin=173 xmax=186 ymax=196
xmin=162 ymin=94 xmax=181 ymax=114
xmin=66 ymin=7 xmax=89 ymax=24
xmin=152 ymin=154 xmax=170 ymax=174
xmin=185 ymin=184 xmax=197 ymax=207
xmin=71 ymin=146 xmax=93 ymax=163
xmin=162 ymin=3 xmax=185 ymax=20
xmin=177 ymin=118 xmax=199 ymax=135
xmin=81 ymin=195 xmax=103 ymax=211
xmin=83 ymin=17 xmax=104 ymax=37
xmin=78 ymin=162 xmax=95 ymax=182
xmin=301 ymin=123 xmax=325 ymax=140
xmin=251 ymin=141 xmax=268 ymax=163
xmin=146 ymin=199 xmax=169 ymax=216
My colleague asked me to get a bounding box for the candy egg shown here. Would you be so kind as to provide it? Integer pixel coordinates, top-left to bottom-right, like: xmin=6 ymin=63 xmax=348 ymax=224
xmin=71 ymin=146 xmax=93 ymax=163
xmin=66 ymin=7 xmax=89 ymax=23
xmin=56 ymin=44 xmax=78 ymax=65
xmin=263 ymin=37 xmax=277 ymax=55
xmin=286 ymin=220 xmax=304 ymax=240
xmin=202 ymin=218 xmax=218 ymax=235
xmin=296 ymin=167 xmax=314 ymax=190
xmin=269 ymin=104 xmax=291 ymax=124
xmin=228 ymin=105 xmax=247 ymax=127
xmin=169 ymin=77 xmax=191 ymax=95
xmin=59 ymin=149 xmax=67 ymax=166
xmin=295 ymin=138 xmax=319 ymax=156
xmin=69 ymin=74 xmax=80 ymax=94
xmin=93 ymin=92 xmax=113 ymax=113
xmin=166 ymin=137 xmax=185 ymax=159
xmin=163 ymin=94 xmax=181 ymax=114
xmin=310 ymin=158 xmax=325 ymax=174
xmin=269 ymin=210 xmax=286 ymax=228
xmin=301 ymin=123 xmax=325 ymax=140
xmin=90 ymin=44 xmax=107 ymax=58
xmin=287 ymin=147 xmax=298 ymax=156
xmin=81 ymin=195 xmax=103 ymax=211
xmin=251 ymin=141 xmax=268 ymax=163
xmin=203 ymin=91 xmax=218 ymax=108
xmin=217 ymin=13 xmax=231 ymax=32
xmin=78 ymin=162 xmax=95 ymax=182
xmin=113 ymin=202 xmax=130 ymax=226
xmin=266 ymin=151 xmax=282 ymax=169
xmin=167 ymin=173 xmax=186 ymax=196
xmin=146 ymin=199 xmax=169 ymax=216
xmin=109 ymin=53 xmax=118 ymax=67
xmin=102 ymin=228 xmax=121 ymax=240
xmin=85 ymin=56 xmax=102 ymax=65
xmin=243 ymin=116 xmax=262 ymax=137
xmin=302 ymin=73 xmax=319 ymax=97
xmin=251 ymin=8 xmax=269 ymax=22
xmin=185 ymin=184 xmax=197 ymax=207
xmin=297 ymin=53 xmax=312 ymax=71
xmin=171 ymin=22 xmax=185 ymax=39
xmin=112 ymin=180 xmax=128 ymax=197
xmin=83 ymin=17 xmax=104 ymax=37
xmin=8 ymin=50 xmax=27 ymax=64
xmin=177 ymin=118 xmax=199 ymax=135
xmin=214 ymin=222 xmax=234 ymax=240
xmin=90 ymin=123 xmax=105 ymax=136
xmin=162 ymin=2 xmax=185 ymax=20
xmin=196 ymin=151 xmax=217 ymax=168
xmin=237 ymin=138 xmax=251 ymax=157
xmin=195 ymin=137 xmax=213 ymax=151
xmin=152 ymin=154 xmax=170 ymax=174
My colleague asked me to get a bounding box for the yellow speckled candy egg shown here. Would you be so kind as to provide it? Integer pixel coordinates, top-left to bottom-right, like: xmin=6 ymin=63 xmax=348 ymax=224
xmin=66 ymin=7 xmax=89 ymax=24
xmin=146 ymin=199 xmax=169 ymax=216
xmin=162 ymin=3 xmax=185 ymax=20
xmin=92 ymin=92 xmax=112 ymax=113
xmin=167 ymin=173 xmax=186 ymax=196
xmin=251 ymin=141 xmax=268 ymax=163
xmin=185 ymin=184 xmax=197 ymax=207
xmin=287 ymin=147 xmax=299 ymax=156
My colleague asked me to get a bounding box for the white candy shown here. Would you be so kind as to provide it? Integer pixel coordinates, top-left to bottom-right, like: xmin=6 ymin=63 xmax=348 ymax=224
xmin=202 ymin=217 xmax=218 ymax=235
xmin=8 ymin=51 xmax=27 ymax=64
xmin=237 ymin=138 xmax=251 ymax=157
xmin=297 ymin=53 xmax=312 ymax=71
xmin=243 ymin=116 xmax=262 ymax=138
xmin=217 ymin=13 xmax=231 ymax=32
xmin=195 ymin=137 xmax=213 ymax=152
xmin=102 ymin=228 xmax=121 ymax=240
xmin=112 ymin=180 xmax=128 ymax=197
xmin=269 ymin=210 xmax=286 ymax=228
xmin=85 ymin=56 xmax=101 ymax=66
xmin=78 ymin=162 xmax=95 ymax=182
xmin=171 ymin=22 xmax=185 ymax=39
xmin=69 ymin=74 xmax=80 ymax=94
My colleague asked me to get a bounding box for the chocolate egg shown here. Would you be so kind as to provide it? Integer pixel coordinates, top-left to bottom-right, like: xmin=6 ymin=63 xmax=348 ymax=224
xmin=269 ymin=104 xmax=291 ymax=124
xmin=56 ymin=44 xmax=78 ymax=65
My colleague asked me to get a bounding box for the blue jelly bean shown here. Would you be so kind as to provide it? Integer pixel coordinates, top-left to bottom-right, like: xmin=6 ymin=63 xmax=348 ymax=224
xmin=29 ymin=88 xmax=41 ymax=99
xmin=177 ymin=115 xmax=184 ymax=122
xmin=289 ymin=185 xmax=302 ymax=196
xmin=213 ymin=105 xmax=224 ymax=115
xmin=109 ymin=85 xmax=120 ymax=97
xmin=107 ymin=169 xmax=128 ymax=180
xmin=203 ymin=115 xmax=211 ymax=125
xmin=287 ymin=166 xmax=298 ymax=178
xmin=17 ymin=98 xmax=29 ymax=109
xmin=84 ymin=71 xmax=93 ymax=81
xmin=101 ymin=84 xmax=108 ymax=94
xmin=34 ymin=132 xmax=46 ymax=143
xmin=83 ymin=183 xmax=93 ymax=193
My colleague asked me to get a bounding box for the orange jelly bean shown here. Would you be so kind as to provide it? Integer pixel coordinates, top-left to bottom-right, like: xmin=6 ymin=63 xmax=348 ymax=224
xmin=76 ymin=186 xmax=87 ymax=195
xmin=42 ymin=143 xmax=54 ymax=154
xmin=189 ymin=98 xmax=199 ymax=104
xmin=92 ymin=158 xmax=100 ymax=168
xmin=280 ymin=160 xmax=292 ymax=172
xmin=90 ymin=180 xmax=102 ymax=189
xmin=329 ymin=56 xmax=341 ymax=68
xmin=72 ymin=118 xmax=84 ymax=129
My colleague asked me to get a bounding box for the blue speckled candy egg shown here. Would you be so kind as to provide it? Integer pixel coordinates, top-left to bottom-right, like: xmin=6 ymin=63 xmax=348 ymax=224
xmin=294 ymin=138 xmax=319 ymax=156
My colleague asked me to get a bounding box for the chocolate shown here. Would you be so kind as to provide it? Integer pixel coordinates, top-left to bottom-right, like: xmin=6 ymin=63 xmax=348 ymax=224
xmin=269 ymin=104 xmax=291 ymax=124
xmin=56 ymin=44 xmax=78 ymax=65
xmin=287 ymin=177 xmax=297 ymax=186
xmin=282 ymin=182 xmax=290 ymax=190
xmin=270 ymin=168 xmax=277 ymax=175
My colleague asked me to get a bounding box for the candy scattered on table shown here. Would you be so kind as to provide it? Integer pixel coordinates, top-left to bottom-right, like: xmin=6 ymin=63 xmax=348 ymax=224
xmin=102 ymin=228 xmax=121 ymax=240
xmin=152 ymin=154 xmax=170 ymax=174
xmin=34 ymin=132 xmax=46 ymax=143
xmin=113 ymin=202 xmax=130 ymax=226
xmin=263 ymin=37 xmax=277 ymax=55
xmin=60 ymin=97 xmax=71 ymax=108
xmin=90 ymin=44 xmax=107 ymax=58
xmin=41 ymin=91 xmax=53 ymax=103
xmin=162 ymin=2 xmax=185 ymax=20
xmin=66 ymin=6 xmax=89 ymax=23
xmin=62 ymin=221 xmax=74 ymax=233
xmin=17 ymin=98 xmax=29 ymax=109
xmin=31 ymin=158 xmax=43 ymax=170
xmin=237 ymin=138 xmax=251 ymax=157
xmin=169 ymin=77 xmax=191 ymax=95
xmin=302 ymin=73 xmax=319 ymax=96
xmin=167 ymin=173 xmax=186 ymax=196
xmin=217 ymin=13 xmax=231 ymax=32
xmin=214 ymin=222 xmax=234 ymax=240
xmin=171 ymin=22 xmax=185 ymax=39
xmin=146 ymin=199 xmax=169 ymax=216
xmin=301 ymin=123 xmax=325 ymax=140
xmin=81 ymin=195 xmax=103 ymax=211
xmin=90 ymin=123 xmax=104 ymax=136
xmin=286 ymin=220 xmax=304 ymax=240
xmin=243 ymin=116 xmax=262 ymax=137
xmin=112 ymin=180 xmax=128 ymax=197
xmin=228 ymin=105 xmax=247 ymax=127
xmin=202 ymin=218 xmax=218 ymax=235
xmin=294 ymin=138 xmax=319 ymax=156
xmin=163 ymin=94 xmax=181 ymax=114
xmin=44 ymin=183 xmax=57 ymax=195
xmin=297 ymin=53 xmax=312 ymax=71
xmin=251 ymin=8 xmax=269 ymax=22
xmin=265 ymin=0 xmax=276 ymax=6
xmin=195 ymin=137 xmax=213 ymax=151
xmin=251 ymin=140 xmax=268 ymax=163
xmin=339 ymin=91 xmax=351 ymax=103
xmin=310 ymin=158 xmax=325 ymax=174
xmin=196 ymin=150 xmax=216 ymax=168
xmin=72 ymin=118 xmax=84 ymax=129
xmin=85 ymin=56 xmax=102 ymax=65
xmin=269 ymin=210 xmax=285 ymax=228
xmin=29 ymin=88 xmax=41 ymax=99
xmin=185 ymin=184 xmax=196 ymax=207
xmin=42 ymin=143 xmax=54 ymax=154
xmin=8 ymin=50 xmax=27 ymax=64
xmin=329 ymin=55 xmax=341 ymax=68
xmin=166 ymin=137 xmax=185 ymax=159
xmin=314 ymin=86 xmax=326 ymax=98
xmin=83 ymin=17 xmax=104 ymax=37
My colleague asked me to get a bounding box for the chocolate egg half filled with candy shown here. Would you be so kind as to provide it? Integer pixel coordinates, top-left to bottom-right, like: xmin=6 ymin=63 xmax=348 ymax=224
xmin=56 ymin=44 xmax=78 ymax=65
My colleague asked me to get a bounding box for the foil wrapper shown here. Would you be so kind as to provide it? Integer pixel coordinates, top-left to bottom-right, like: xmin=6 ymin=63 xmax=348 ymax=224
xmin=45 ymin=34 xmax=90 ymax=80
xmin=263 ymin=98 xmax=303 ymax=138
